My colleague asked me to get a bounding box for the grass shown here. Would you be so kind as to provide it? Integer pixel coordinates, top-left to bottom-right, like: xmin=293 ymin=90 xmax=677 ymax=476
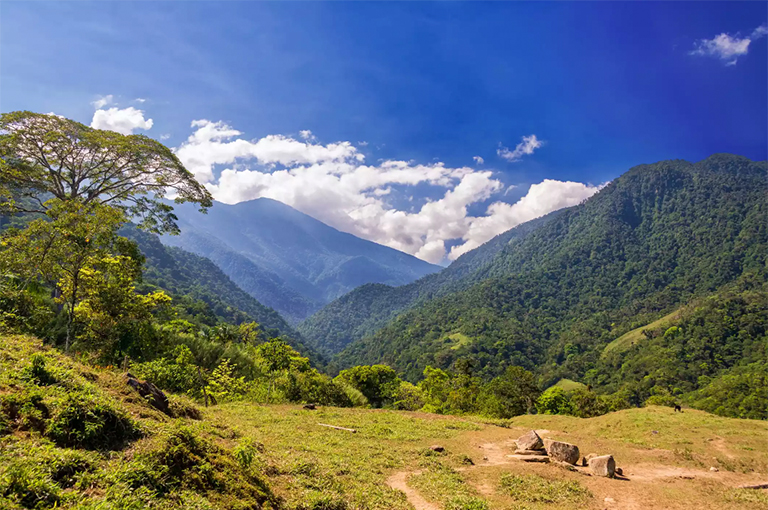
xmin=445 ymin=332 xmax=473 ymax=351
xmin=3 ymin=334 xmax=768 ymax=510
xmin=208 ymin=403 xmax=482 ymax=509
xmin=553 ymin=379 xmax=586 ymax=392
xmin=408 ymin=456 xmax=487 ymax=509
xmin=602 ymin=308 xmax=682 ymax=357
xmin=498 ymin=473 xmax=591 ymax=504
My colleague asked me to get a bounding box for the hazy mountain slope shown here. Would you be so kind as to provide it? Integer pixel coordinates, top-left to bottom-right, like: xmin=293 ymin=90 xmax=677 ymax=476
xmin=161 ymin=198 xmax=440 ymax=323
xmin=298 ymin=210 xmax=565 ymax=356
xmin=122 ymin=227 xmax=320 ymax=363
xmin=336 ymin=154 xmax=768 ymax=382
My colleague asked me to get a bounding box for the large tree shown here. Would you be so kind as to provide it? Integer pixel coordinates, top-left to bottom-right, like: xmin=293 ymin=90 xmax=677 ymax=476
xmin=0 ymin=111 xmax=212 ymax=234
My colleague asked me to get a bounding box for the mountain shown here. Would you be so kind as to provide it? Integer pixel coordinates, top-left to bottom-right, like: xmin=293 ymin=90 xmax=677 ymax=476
xmin=331 ymin=154 xmax=767 ymax=386
xmin=297 ymin=210 xmax=566 ymax=356
xmin=121 ymin=227 xmax=320 ymax=363
xmin=159 ymin=198 xmax=441 ymax=323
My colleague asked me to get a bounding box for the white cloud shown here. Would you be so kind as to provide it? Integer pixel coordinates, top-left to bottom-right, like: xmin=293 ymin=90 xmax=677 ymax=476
xmin=160 ymin=134 xmax=171 ymax=140
xmin=690 ymin=23 xmax=768 ymax=65
xmin=91 ymin=95 xmax=114 ymax=109
xmin=299 ymin=129 xmax=316 ymax=141
xmin=45 ymin=112 xmax=65 ymax=119
xmin=473 ymin=156 xmax=484 ymax=165
xmin=358 ymin=141 xmax=369 ymax=146
xmin=175 ymin=121 xmax=600 ymax=263
xmin=448 ymin=179 xmax=602 ymax=259
xmin=134 ymin=98 xmax=147 ymax=103
xmin=91 ymin=107 xmax=154 ymax=135
xmin=498 ymin=134 xmax=543 ymax=162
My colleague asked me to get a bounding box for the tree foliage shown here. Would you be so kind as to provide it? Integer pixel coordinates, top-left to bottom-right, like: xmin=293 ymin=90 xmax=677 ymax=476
xmin=0 ymin=111 xmax=212 ymax=234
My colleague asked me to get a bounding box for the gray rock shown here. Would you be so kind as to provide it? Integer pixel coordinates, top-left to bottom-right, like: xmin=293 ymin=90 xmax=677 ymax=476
xmin=516 ymin=430 xmax=543 ymax=451
xmin=430 ymin=445 xmax=445 ymax=452
xmin=582 ymin=453 xmax=599 ymax=466
xmin=588 ymin=455 xmax=616 ymax=478
xmin=507 ymin=454 xmax=550 ymax=463
xmin=545 ymin=440 xmax=580 ymax=465
xmin=514 ymin=449 xmax=547 ymax=456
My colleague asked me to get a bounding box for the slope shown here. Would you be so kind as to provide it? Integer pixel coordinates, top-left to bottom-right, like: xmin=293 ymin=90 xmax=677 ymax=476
xmin=122 ymin=226 xmax=320 ymax=363
xmin=336 ymin=154 xmax=768 ymax=383
xmin=298 ymin=210 xmax=565 ymax=356
xmin=161 ymin=197 xmax=441 ymax=323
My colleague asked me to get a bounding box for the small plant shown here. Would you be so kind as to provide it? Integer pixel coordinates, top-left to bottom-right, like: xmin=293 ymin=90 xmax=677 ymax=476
xmin=20 ymin=353 xmax=58 ymax=386
xmin=446 ymin=495 xmax=489 ymax=510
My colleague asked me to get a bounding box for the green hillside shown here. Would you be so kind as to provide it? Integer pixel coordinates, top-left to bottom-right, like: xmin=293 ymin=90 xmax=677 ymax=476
xmin=334 ymin=155 xmax=767 ymax=409
xmin=298 ymin=211 xmax=564 ymax=357
xmin=122 ymin=227 xmax=321 ymax=363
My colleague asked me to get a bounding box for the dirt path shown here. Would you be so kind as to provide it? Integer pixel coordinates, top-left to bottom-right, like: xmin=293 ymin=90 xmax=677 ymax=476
xmin=386 ymin=470 xmax=439 ymax=510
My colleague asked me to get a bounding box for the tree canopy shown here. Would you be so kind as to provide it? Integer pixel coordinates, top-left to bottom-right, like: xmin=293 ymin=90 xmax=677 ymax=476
xmin=0 ymin=111 xmax=212 ymax=234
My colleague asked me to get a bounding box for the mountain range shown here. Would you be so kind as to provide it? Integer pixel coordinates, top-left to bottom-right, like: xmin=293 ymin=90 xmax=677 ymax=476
xmin=297 ymin=154 xmax=766 ymax=396
xmin=159 ymin=198 xmax=441 ymax=324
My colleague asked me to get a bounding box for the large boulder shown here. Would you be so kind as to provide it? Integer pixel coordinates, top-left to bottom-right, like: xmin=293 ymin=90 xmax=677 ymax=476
xmin=544 ymin=440 xmax=580 ymax=465
xmin=516 ymin=430 xmax=543 ymax=451
xmin=588 ymin=455 xmax=616 ymax=478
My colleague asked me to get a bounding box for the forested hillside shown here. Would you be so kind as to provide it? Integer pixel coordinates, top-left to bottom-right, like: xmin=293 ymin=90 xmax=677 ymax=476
xmin=162 ymin=198 xmax=440 ymax=323
xmin=122 ymin=227 xmax=320 ymax=362
xmin=334 ymin=154 xmax=767 ymax=409
xmin=298 ymin=211 xmax=564 ymax=356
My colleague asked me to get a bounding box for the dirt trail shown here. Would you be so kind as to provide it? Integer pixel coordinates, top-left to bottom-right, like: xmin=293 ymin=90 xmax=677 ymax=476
xmin=386 ymin=470 xmax=439 ymax=510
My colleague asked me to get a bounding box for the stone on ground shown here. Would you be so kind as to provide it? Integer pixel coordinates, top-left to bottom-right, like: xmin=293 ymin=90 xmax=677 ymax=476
xmin=588 ymin=455 xmax=616 ymax=478
xmin=516 ymin=430 xmax=543 ymax=451
xmin=507 ymin=454 xmax=550 ymax=463
xmin=514 ymin=449 xmax=547 ymax=456
xmin=545 ymin=440 xmax=581 ymax=465
xmin=430 ymin=445 xmax=445 ymax=452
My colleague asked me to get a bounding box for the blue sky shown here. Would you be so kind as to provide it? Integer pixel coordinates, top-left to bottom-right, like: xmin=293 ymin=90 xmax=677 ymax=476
xmin=1 ymin=2 xmax=766 ymax=263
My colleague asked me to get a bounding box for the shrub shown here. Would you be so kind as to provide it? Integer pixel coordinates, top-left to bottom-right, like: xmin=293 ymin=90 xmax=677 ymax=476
xmin=19 ymin=354 xmax=58 ymax=386
xmin=0 ymin=388 xmax=49 ymax=434
xmin=392 ymin=381 xmax=425 ymax=411
xmin=535 ymin=386 xmax=572 ymax=415
xmin=46 ymin=392 xmax=140 ymax=450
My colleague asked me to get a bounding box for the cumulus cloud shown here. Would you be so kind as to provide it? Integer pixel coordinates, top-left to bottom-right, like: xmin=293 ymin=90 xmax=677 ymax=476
xmin=498 ymin=135 xmax=543 ymax=162
xmin=134 ymin=98 xmax=147 ymax=103
xmin=91 ymin=107 xmax=154 ymax=135
xmin=473 ymin=156 xmax=484 ymax=165
xmin=174 ymin=121 xmax=600 ymax=263
xmin=690 ymin=23 xmax=768 ymax=65
xmin=91 ymin=95 xmax=114 ymax=109
xmin=448 ymin=179 xmax=601 ymax=259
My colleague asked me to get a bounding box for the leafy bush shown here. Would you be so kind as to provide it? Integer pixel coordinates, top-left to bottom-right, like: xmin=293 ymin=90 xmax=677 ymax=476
xmin=46 ymin=392 xmax=140 ymax=450
xmin=535 ymin=386 xmax=572 ymax=415
xmin=19 ymin=354 xmax=58 ymax=386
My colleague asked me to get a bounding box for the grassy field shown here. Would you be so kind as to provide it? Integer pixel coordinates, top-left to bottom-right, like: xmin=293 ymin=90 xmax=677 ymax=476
xmin=2 ymin=335 xmax=767 ymax=510
xmin=602 ymin=308 xmax=682 ymax=357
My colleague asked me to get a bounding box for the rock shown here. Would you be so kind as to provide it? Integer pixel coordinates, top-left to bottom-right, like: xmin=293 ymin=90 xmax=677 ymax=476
xmin=126 ymin=373 xmax=170 ymax=416
xmin=507 ymin=454 xmax=550 ymax=463
xmin=709 ymin=467 xmax=719 ymax=472
xmin=616 ymin=467 xmax=623 ymax=476
xmin=514 ymin=449 xmax=547 ymax=456
xmin=605 ymin=497 xmax=616 ymax=503
xmin=545 ymin=440 xmax=580 ymax=465
xmin=516 ymin=430 xmax=543 ymax=451
xmin=652 ymin=430 xmax=659 ymax=434
xmin=552 ymin=460 xmax=578 ymax=471
xmin=430 ymin=445 xmax=445 ymax=452
xmin=303 ymin=403 xmax=317 ymax=410
xmin=582 ymin=453 xmax=598 ymax=467
xmin=588 ymin=455 xmax=616 ymax=478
